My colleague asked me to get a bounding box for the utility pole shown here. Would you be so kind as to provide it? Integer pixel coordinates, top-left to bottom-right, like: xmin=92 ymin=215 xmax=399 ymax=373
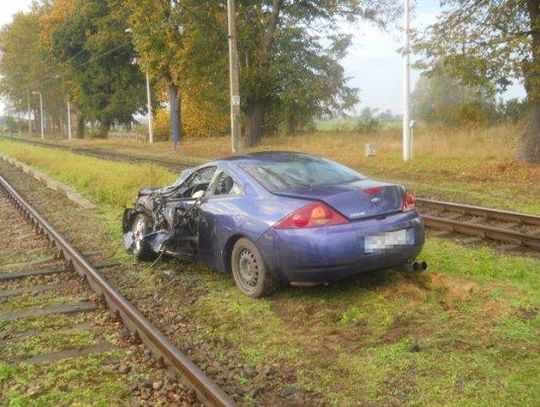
xmin=227 ymin=0 xmax=241 ymax=154
xmin=67 ymin=98 xmax=72 ymax=140
xmin=26 ymin=89 xmax=32 ymax=136
xmin=146 ymin=73 xmax=154 ymax=144
xmin=402 ymin=0 xmax=412 ymax=161
xmin=32 ymin=91 xmax=44 ymax=139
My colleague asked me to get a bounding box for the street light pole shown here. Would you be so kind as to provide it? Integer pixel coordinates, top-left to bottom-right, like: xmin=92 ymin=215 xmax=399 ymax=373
xmin=145 ymin=73 xmax=154 ymax=144
xmin=227 ymin=0 xmax=241 ymax=154
xmin=402 ymin=0 xmax=412 ymax=162
xmin=26 ymin=89 xmax=32 ymax=136
xmin=67 ymin=98 xmax=72 ymax=140
xmin=125 ymin=28 xmax=154 ymax=144
xmin=32 ymin=91 xmax=44 ymax=139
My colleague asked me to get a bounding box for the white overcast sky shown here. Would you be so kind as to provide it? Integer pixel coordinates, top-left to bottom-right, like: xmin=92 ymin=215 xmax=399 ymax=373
xmin=0 ymin=0 xmax=526 ymax=116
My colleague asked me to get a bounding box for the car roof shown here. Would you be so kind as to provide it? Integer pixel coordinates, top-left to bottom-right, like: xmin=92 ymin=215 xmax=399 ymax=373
xmin=209 ymin=151 xmax=322 ymax=167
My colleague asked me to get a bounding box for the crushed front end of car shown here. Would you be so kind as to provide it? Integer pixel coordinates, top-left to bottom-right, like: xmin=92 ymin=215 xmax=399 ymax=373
xmin=122 ymin=167 xmax=204 ymax=261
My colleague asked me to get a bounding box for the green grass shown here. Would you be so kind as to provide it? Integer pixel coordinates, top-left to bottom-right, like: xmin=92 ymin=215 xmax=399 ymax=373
xmin=0 ymin=294 xmax=73 ymax=313
xmin=0 ymin=141 xmax=176 ymax=208
xmin=0 ymin=141 xmax=539 ymax=405
xmin=3 ymin=331 xmax=97 ymax=360
xmin=0 ymin=363 xmax=15 ymax=385
xmin=0 ymin=313 xmax=94 ymax=336
xmin=1 ymin=352 xmax=130 ymax=406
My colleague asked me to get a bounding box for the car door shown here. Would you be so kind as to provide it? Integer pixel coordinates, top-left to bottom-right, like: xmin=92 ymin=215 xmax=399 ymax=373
xmin=197 ymin=170 xmax=245 ymax=271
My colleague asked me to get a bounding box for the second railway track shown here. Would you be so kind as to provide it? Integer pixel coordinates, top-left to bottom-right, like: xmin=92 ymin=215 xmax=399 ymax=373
xmin=2 ymin=135 xmax=540 ymax=252
xmin=0 ymin=169 xmax=234 ymax=406
xmin=417 ymin=199 xmax=540 ymax=251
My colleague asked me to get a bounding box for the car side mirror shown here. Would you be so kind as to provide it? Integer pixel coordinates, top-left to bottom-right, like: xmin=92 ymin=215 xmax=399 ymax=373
xmin=192 ymin=190 xmax=205 ymax=200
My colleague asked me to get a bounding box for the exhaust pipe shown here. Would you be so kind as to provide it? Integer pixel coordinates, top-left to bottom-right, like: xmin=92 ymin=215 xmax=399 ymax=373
xmin=413 ymin=261 xmax=428 ymax=272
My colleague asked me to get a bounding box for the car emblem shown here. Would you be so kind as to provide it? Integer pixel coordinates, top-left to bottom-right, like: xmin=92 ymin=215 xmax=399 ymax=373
xmin=371 ymin=197 xmax=382 ymax=205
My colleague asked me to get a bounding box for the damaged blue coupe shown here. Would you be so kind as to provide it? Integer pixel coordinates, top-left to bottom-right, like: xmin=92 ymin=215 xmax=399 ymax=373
xmin=123 ymin=152 xmax=425 ymax=297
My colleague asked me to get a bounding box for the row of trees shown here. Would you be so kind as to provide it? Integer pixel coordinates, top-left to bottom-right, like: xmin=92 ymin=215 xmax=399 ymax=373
xmin=0 ymin=0 xmax=400 ymax=146
xmin=413 ymin=73 xmax=528 ymax=126
xmin=0 ymin=0 xmax=538 ymax=161
xmin=414 ymin=0 xmax=540 ymax=161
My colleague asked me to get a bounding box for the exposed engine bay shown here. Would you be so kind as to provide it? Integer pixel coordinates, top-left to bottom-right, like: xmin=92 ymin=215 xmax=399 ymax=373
xmin=122 ymin=167 xmax=207 ymax=260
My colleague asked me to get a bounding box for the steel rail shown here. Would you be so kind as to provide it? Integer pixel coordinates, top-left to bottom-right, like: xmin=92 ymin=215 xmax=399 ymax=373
xmin=417 ymin=198 xmax=540 ymax=226
xmin=422 ymin=215 xmax=540 ymax=250
xmin=0 ymin=172 xmax=235 ymax=407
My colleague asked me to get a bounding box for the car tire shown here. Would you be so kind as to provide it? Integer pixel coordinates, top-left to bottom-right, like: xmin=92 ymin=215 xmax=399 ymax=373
xmin=231 ymin=238 xmax=278 ymax=298
xmin=132 ymin=213 xmax=156 ymax=261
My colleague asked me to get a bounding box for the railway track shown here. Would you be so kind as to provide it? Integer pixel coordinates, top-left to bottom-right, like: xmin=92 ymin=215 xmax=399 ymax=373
xmin=417 ymin=199 xmax=540 ymax=251
xmin=0 ymin=170 xmax=234 ymax=406
xmin=2 ymin=135 xmax=540 ymax=252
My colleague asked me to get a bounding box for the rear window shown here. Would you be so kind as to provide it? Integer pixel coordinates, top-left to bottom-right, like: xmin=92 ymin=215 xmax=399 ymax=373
xmin=241 ymin=156 xmax=365 ymax=191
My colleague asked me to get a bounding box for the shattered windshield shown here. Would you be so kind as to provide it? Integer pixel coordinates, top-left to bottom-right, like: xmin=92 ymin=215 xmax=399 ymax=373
xmin=172 ymin=168 xmax=195 ymax=188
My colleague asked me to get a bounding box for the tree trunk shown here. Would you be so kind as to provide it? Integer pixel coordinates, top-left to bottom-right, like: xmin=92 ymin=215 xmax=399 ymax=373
xmin=98 ymin=120 xmax=111 ymax=138
xmin=241 ymin=0 xmax=283 ymax=148
xmin=518 ymin=0 xmax=540 ymax=162
xmin=77 ymin=116 xmax=85 ymax=138
xmin=517 ymin=100 xmax=540 ymax=162
xmin=244 ymin=102 xmax=266 ymax=147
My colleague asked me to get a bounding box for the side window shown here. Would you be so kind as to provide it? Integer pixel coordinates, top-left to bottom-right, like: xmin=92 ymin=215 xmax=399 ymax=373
xmin=181 ymin=166 xmax=216 ymax=198
xmin=212 ymin=171 xmax=242 ymax=196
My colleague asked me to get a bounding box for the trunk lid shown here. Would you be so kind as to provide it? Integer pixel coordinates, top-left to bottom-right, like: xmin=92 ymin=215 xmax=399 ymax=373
xmin=274 ymin=180 xmax=404 ymax=220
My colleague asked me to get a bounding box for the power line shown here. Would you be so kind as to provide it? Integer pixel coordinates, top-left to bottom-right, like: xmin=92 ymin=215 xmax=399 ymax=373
xmin=175 ymin=2 xmax=227 ymax=37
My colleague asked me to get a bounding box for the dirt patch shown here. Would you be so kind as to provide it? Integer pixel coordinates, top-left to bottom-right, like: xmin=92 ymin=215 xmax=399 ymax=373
xmin=481 ymin=300 xmax=509 ymax=320
xmin=514 ymin=305 xmax=539 ymax=322
xmin=428 ymin=272 xmax=478 ymax=303
xmin=380 ymin=316 xmax=434 ymax=344
xmin=377 ymin=274 xmax=430 ymax=303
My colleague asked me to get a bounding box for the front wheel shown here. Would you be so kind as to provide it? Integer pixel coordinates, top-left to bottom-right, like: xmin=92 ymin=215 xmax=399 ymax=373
xmin=132 ymin=213 xmax=156 ymax=261
xmin=231 ymin=238 xmax=278 ymax=298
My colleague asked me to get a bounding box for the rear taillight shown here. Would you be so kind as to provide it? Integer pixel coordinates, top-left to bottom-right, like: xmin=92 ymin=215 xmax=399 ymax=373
xmin=403 ymin=190 xmax=416 ymax=211
xmin=274 ymin=202 xmax=348 ymax=229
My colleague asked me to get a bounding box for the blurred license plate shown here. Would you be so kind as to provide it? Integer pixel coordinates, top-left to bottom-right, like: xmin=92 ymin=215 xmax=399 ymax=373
xmin=365 ymin=229 xmax=409 ymax=254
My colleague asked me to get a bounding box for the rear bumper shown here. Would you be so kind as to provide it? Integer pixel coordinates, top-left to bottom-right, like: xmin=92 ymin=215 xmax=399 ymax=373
xmin=257 ymin=211 xmax=425 ymax=283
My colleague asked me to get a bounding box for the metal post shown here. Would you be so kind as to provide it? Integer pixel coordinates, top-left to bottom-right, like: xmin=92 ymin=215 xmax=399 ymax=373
xmin=169 ymin=85 xmax=179 ymax=150
xmin=33 ymin=91 xmax=44 ymax=139
xmin=146 ymin=73 xmax=154 ymax=144
xmin=402 ymin=0 xmax=412 ymax=161
xmin=67 ymin=99 xmax=72 ymax=140
xmin=26 ymin=89 xmax=32 ymax=136
xmin=227 ymin=0 xmax=241 ymax=154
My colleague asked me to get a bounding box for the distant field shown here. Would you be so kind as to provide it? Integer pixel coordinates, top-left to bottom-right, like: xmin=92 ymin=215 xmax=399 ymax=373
xmin=8 ymin=122 xmax=539 ymax=214
xmin=314 ymin=118 xmax=401 ymax=132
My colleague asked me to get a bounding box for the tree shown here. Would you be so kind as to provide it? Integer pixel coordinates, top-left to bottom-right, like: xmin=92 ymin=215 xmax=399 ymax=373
xmin=125 ymin=0 xmax=399 ymax=147
xmin=356 ymin=107 xmax=382 ymax=133
xmin=414 ymin=0 xmax=540 ymax=162
xmin=498 ymin=98 xmax=529 ymax=123
xmin=124 ymin=0 xmax=186 ymax=145
xmin=413 ymin=73 xmax=496 ymax=126
xmin=234 ymin=0 xmax=400 ymax=146
xmin=158 ymin=0 xmax=399 ymax=147
xmin=49 ymin=0 xmax=146 ymax=137
xmin=0 ymin=10 xmax=66 ymax=135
